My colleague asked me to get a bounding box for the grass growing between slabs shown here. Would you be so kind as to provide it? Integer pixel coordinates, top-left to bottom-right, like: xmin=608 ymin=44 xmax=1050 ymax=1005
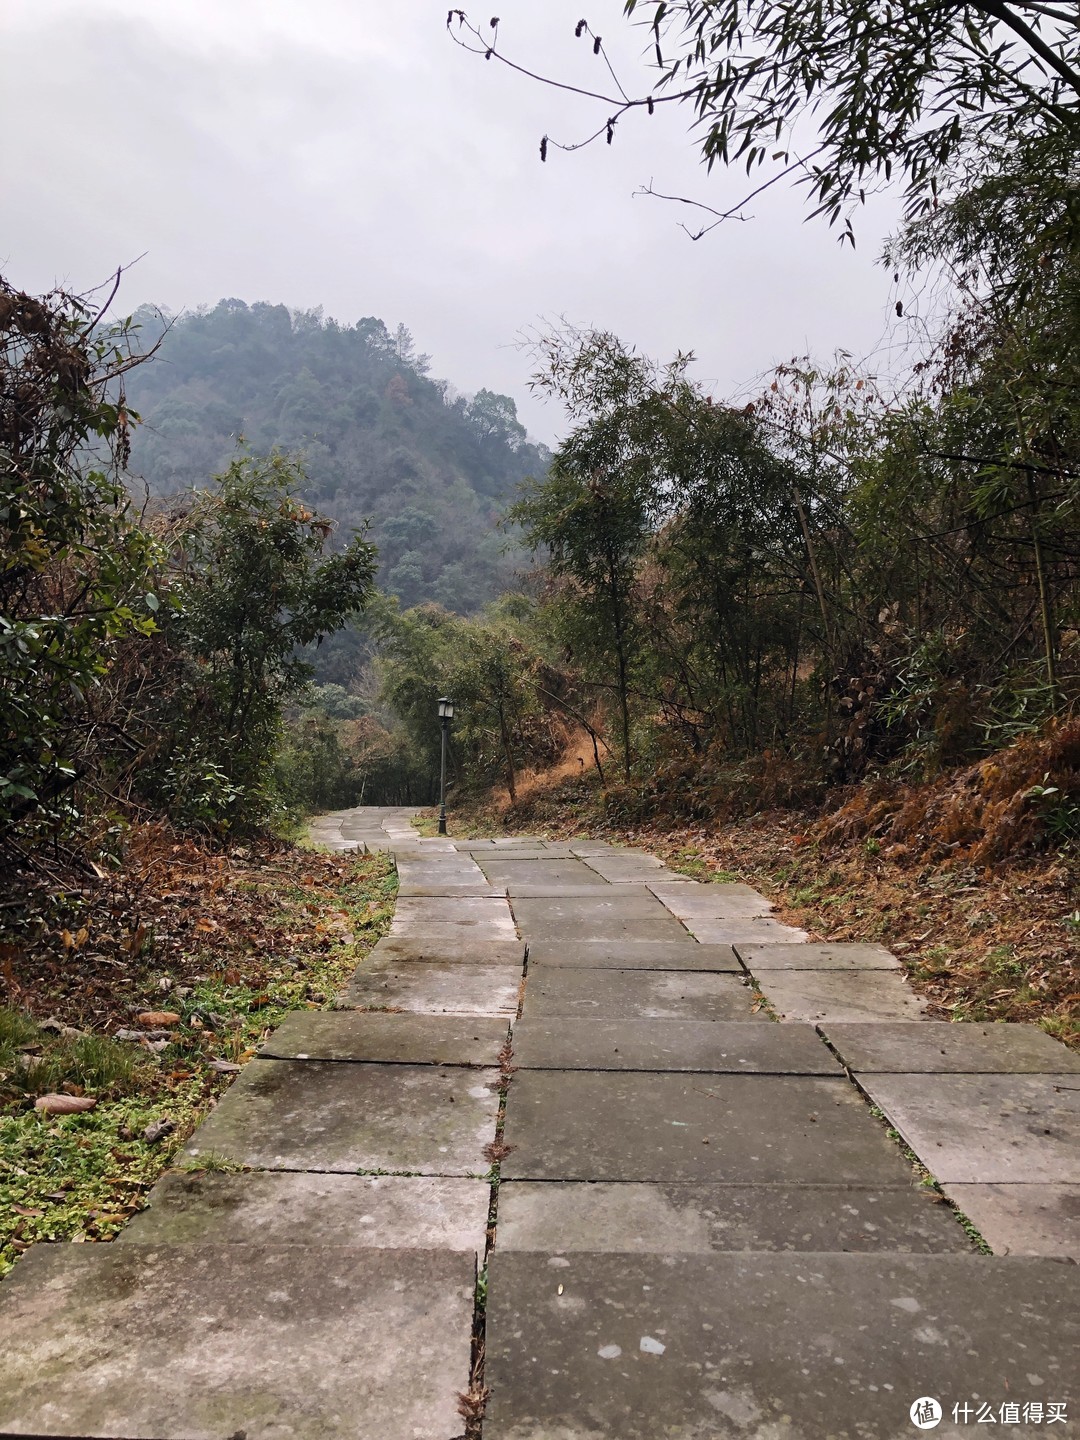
xmin=0 ymin=842 xmax=396 ymax=1279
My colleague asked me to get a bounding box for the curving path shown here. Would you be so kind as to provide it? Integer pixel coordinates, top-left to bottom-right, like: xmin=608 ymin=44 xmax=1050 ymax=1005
xmin=0 ymin=806 xmax=1076 ymax=1438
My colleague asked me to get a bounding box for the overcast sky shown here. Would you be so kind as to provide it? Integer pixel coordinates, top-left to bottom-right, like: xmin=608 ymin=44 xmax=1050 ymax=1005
xmin=3 ymin=0 xmax=904 ymax=443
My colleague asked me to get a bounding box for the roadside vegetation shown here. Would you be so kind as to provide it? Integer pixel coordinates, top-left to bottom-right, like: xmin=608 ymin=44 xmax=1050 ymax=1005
xmin=0 ymin=843 xmax=395 ymax=1278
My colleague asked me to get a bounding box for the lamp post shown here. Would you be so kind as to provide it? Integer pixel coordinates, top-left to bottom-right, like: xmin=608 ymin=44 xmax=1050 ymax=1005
xmin=437 ymin=696 xmax=455 ymax=835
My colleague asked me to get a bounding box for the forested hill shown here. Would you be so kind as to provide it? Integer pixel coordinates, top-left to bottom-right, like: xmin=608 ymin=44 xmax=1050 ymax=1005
xmin=125 ymin=299 xmax=550 ymax=614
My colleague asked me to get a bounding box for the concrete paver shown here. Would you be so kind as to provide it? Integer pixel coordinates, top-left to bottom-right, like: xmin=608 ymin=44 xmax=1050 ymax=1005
xmin=119 ymin=1172 xmax=490 ymax=1252
xmin=512 ymin=893 xmax=691 ymax=942
xmin=580 ymin=854 xmax=666 ymax=882
xmin=391 ymin=894 xmax=517 ymax=940
xmin=941 ymin=1183 xmax=1080 ymax=1259
xmin=338 ymin=959 xmax=520 ymax=1015
xmin=258 ymin=1011 xmax=508 ymax=1065
xmin=476 ymin=858 xmax=604 ymax=888
xmin=738 ymin=941 xmax=901 ymax=969
xmin=484 ymin=1252 xmax=1078 ymax=1440
xmin=750 ymin=968 xmax=929 ymax=1021
xmin=861 ymin=1073 xmax=1080 ymax=1183
xmin=511 ymin=1017 xmax=842 ymax=1072
xmin=496 ymin=1179 xmax=972 ymax=1253
xmin=502 ymin=1072 xmax=922 ymax=1183
xmin=367 ymin=934 xmax=525 ymax=966
xmin=822 ymin=1021 xmax=1080 ymax=1073
xmin=525 ymin=939 xmax=740 ymax=970
xmin=676 ymin=915 xmax=811 ymax=944
xmin=649 ymin=882 xmax=775 ymax=920
xmin=0 ymin=1243 xmax=475 ymax=1440
xmin=183 ymin=1059 xmax=500 ymax=1175
xmin=520 ymin=967 xmax=759 ymax=1020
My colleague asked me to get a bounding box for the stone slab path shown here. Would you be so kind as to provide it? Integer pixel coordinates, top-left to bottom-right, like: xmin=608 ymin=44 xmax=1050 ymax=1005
xmin=0 ymin=804 xmax=1077 ymax=1439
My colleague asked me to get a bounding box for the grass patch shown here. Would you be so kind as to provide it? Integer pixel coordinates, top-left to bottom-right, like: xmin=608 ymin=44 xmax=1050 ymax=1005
xmin=1 ymin=847 xmax=396 ymax=1280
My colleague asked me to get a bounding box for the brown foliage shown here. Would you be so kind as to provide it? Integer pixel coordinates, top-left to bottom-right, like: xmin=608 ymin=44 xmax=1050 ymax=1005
xmin=818 ymin=719 xmax=1080 ymax=864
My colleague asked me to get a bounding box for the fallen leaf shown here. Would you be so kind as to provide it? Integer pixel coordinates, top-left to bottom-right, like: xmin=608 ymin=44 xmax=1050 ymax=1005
xmin=207 ymin=1058 xmax=242 ymax=1073
xmin=34 ymin=1093 xmax=97 ymax=1115
xmin=136 ymin=1011 xmax=181 ymax=1027
xmin=142 ymin=1117 xmax=176 ymax=1144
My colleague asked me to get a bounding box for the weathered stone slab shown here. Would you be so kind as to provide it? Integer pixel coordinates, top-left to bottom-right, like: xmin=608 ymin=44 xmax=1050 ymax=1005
xmin=499 ymin=885 xmax=625 ymax=898
xmin=512 ymin=894 xmax=690 ymax=943
xmin=184 ymin=1060 xmax=499 ymax=1175
xmin=0 ymin=1242 xmax=475 ymax=1439
xmin=339 ymin=960 xmax=520 ymax=1015
xmin=739 ymin=941 xmax=901 ymax=969
xmin=397 ymin=884 xmax=508 ymax=897
xmin=502 ymin=1072 xmax=916 ymax=1184
xmin=476 ymin=858 xmax=605 ymax=888
xmin=649 ymin=882 xmax=774 ymax=920
xmin=580 ymin=854 xmax=667 ymax=882
xmin=368 ymin=935 xmax=525 ymax=967
xmin=511 ymin=1017 xmax=841 ymax=1073
xmin=258 ymin=1011 xmax=507 ymax=1065
xmin=484 ymin=1252 xmax=1078 ymax=1440
xmin=753 ymin=969 xmax=928 ymax=1022
xmin=525 ymin=939 xmax=740 ymax=971
xmin=862 ymin=1073 xmax=1080 ymax=1183
xmin=120 ymin=1171 xmax=490 ymax=1252
xmin=822 ymin=1021 xmax=1080 ymax=1073
xmin=942 ymin=1183 xmax=1080 ymax=1259
xmin=676 ymin=915 xmax=811 ymax=944
xmin=496 ymin=1180 xmax=971 ymax=1254
xmin=521 ymin=967 xmax=759 ymax=1020
xmin=391 ymin=895 xmax=517 ymax=940
xmin=396 ymin=858 xmax=486 ymax=884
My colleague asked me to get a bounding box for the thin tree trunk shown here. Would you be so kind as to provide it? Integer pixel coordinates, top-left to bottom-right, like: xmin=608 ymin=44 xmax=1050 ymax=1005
xmin=498 ymin=701 xmax=517 ymax=804
xmin=1026 ymin=474 xmax=1058 ymax=708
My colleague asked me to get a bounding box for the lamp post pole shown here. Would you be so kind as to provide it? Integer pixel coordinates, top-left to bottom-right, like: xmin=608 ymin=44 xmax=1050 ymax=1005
xmin=437 ymin=697 xmax=454 ymax=835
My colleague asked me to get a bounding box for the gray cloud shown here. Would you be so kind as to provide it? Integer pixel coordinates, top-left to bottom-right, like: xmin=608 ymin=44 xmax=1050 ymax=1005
xmin=2 ymin=0 xmax=902 ymax=441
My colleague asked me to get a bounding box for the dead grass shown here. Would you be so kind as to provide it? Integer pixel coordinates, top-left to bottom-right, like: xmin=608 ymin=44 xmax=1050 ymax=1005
xmin=439 ymin=730 xmax=1080 ymax=1048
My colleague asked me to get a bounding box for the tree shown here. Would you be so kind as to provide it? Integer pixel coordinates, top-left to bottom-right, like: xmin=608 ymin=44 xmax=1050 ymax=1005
xmin=152 ymin=451 xmax=378 ymax=824
xmin=0 ymin=276 xmax=161 ymax=847
xmin=511 ymin=331 xmax=669 ymax=779
xmin=449 ymin=5 xmax=1080 ymax=234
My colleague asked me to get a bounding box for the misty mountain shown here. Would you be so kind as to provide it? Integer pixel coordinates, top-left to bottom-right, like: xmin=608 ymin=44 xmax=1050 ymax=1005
xmin=125 ymin=299 xmax=550 ymax=618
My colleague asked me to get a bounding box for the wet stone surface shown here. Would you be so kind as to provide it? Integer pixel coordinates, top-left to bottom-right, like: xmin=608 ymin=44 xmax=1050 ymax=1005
xmin=525 ymin=939 xmax=740 ymax=971
xmin=0 ymin=1242 xmax=476 ymax=1440
xmin=338 ymin=960 xmax=520 ymax=1016
xmin=257 ymin=1010 xmax=508 ymax=1066
xmin=821 ymin=1021 xmax=1080 ymax=1073
xmin=183 ymin=1059 xmax=500 ymax=1176
xmin=520 ymin=967 xmax=760 ymax=1020
xmin=510 ymin=1017 xmax=842 ymax=1073
xmin=119 ymin=1171 xmax=490 ymax=1252
xmin=483 ymin=1252 xmax=1078 ymax=1440
xmin=862 ymin=1073 xmax=1080 ymax=1183
xmin=501 ymin=1072 xmax=920 ymax=1184
xmin=496 ymin=1180 xmax=973 ymax=1254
